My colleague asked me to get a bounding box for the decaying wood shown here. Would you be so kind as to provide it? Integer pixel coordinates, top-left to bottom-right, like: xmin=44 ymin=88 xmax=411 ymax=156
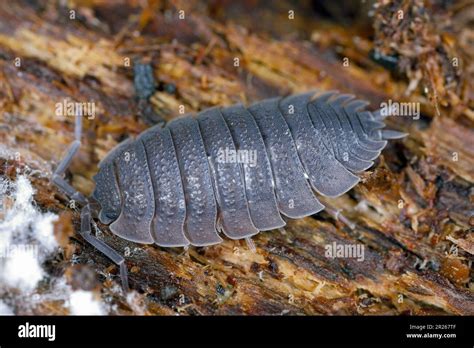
xmin=0 ymin=0 xmax=472 ymax=315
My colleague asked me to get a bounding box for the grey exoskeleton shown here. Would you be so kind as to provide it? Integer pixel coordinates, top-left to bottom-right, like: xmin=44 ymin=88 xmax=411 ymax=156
xmin=52 ymin=90 xmax=406 ymax=291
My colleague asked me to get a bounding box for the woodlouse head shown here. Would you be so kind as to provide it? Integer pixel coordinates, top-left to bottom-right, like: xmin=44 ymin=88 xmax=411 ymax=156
xmin=91 ymin=161 xmax=122 ymax=225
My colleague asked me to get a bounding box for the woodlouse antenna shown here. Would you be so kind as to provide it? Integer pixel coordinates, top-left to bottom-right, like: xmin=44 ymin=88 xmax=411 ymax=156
xmin=51 ymin=110 xmax=130 ymax=292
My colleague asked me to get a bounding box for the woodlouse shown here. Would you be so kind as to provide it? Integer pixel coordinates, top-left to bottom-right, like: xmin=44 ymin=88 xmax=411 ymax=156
xmin=52 ymin=90 xmax=406 ymax=290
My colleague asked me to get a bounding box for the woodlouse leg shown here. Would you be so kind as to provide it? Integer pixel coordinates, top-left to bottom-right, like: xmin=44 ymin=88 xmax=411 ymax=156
xmin=81 ymin=204 xmax=129 ymax=292
xmin=245 ymin=237 xmax=256 ymax=253
xmin=52 ymin=116 xmax=87 ymax=204
xmin=323 ymin=202 xmax=356 ymax=230
xmin=52 ymin=114 xmax=129 ymax=291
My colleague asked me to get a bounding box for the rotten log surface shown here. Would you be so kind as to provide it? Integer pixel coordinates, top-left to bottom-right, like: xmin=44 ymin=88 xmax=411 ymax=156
xmin=0 ymin=0 xmax=473 ymax=315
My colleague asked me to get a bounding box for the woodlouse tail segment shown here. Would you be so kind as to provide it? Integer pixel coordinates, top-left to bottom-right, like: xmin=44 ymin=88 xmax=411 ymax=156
xmin=248 ymin=97 xmax=325 ymax=219
xmin=345 ymin=99 xmax=370 ymax=114
xmin=366 ymin=109 xmax=408 ymax=140
xmin=363 ymin=111 xmax=408 ymax=140
xmin=279 ymin=92 xmax=359 ymax=198
xmin=371 ymin=109 xmax=386 ymax=120
xmin=52 ymin=111 xmax=130 ymax=292
xmin=380 ymin=129 xmax=409 ymax=140
xmin=319 ymin=94 xmax=375 ymax=172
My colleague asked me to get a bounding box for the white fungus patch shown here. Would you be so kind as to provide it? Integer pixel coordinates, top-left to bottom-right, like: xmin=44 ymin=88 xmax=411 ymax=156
xmin=126 ymin=291 xmax=146 ymax=315
xmin=1 ymin=247 xmax=44 ymax=291
xmin=69 ymin=290 xmax=106 ymax=315
xmin=0 ymin=300 xmax=14 ymax=315
xmin=0 ymin=175 xmax=58 ymax=292
xmin=33 ymin=213 xmax=60 ymax=254
xmin=0 ymin=174 xmax=116 ymax=315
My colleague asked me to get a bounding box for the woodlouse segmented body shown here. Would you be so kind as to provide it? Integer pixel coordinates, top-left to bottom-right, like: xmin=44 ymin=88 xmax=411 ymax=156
xmin=91 ymin=91 xmax=404 ymax=247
